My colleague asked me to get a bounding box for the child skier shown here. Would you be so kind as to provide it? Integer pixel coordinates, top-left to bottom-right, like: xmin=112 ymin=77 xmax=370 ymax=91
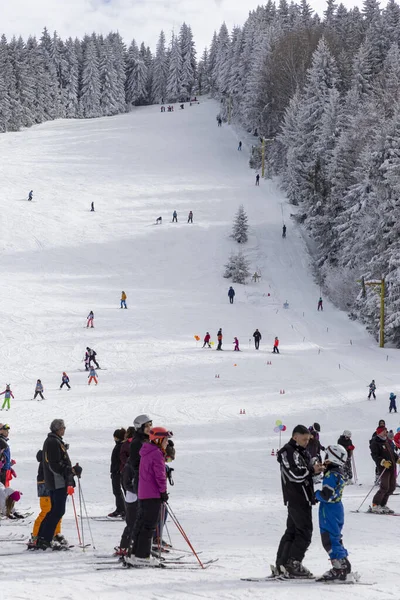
xmin=203 ymin=332 xmax=211 ymax=348
xmin=121 ymin=291 xmax=127 ymax=309
xmin=368 ymin=379 xmax=376 ymax=399
xmin=28 ymin=190 xmax=33 ymax=201
xmin=233 ymin=337 xmax=240 ymax=351
xmin=337 ymin=430 xmax=355 ymax=483
xmin=88 ymin=367 xmax=98 ymax=385
xmin=273 ymin=336 xmax=280 ymax=354
xmin=216 ymin=328 xmax=223 ymax=351
xmin=187 ymin=211 xmax=193 ymax=223
xmin=60 ymin=373 xmax=70 ymax=390
xmin=315 ymin=444 xmax=352 ymax=582
xmin=0 ymin=483 xmax=23 ymax=518
xmin=83 ymin=350 xmax=90 ymax=371
xmin=86 ymin=347 xmax=100 ymax=368
xmin=0 ymin=385 xmax=14 ymax=411
xmin=172 ymin=210 xmax=178 ymax=223
xmin=87 ymin=311 xmax=94 ymax=328
xmin=389 ymin=392 xmax=397 ymax=413
xmin=33 ymin=380 xmax=45 ymax=401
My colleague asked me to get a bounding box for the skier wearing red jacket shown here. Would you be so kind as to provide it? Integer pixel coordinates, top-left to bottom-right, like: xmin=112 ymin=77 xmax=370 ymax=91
xmin=203 ymin=332 xmax=211 ymax=348
xmin=273 ymin=337 xmax=280 ymax=354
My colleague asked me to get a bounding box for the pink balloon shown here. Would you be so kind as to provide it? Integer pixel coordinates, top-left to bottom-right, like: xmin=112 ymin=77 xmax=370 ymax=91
xmin=282 ymin=425 xmax=287 ymax=431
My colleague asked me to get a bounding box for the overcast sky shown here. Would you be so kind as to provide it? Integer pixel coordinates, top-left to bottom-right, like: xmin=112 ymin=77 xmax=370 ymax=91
xmin=1 ymin=0 xmax=365 ymax=51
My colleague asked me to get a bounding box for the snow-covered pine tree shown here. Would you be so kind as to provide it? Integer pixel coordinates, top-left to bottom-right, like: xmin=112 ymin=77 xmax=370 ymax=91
xmin=231 ymin=205 xmax=249 ymax=243
xmin=179 ymin=23 xmax=196 ymax=97
xmin=125 ymin=40 xmax=148 ymax=106
xmin=63 ymin=38 xmax=79 ymax=118
xmin=231 ymin=252 xmax=250 ymax=283
xmin=223 ymin=253 xmax=238 ymax=278
xmin=80 ymin=38 xmax=101 ymax=118
xmin=99 ymin=38 xmax=120 ymax=116
xmin=39 ymin=28 xmax=61 ymax=120
xmin=152 ymin=31 xmax=168 ymax=102
xmin=166 ymin=34 xmax=182 ymax=102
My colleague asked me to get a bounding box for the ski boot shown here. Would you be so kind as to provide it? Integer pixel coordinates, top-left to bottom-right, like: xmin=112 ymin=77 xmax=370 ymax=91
xmin=53 ymin=534 xmax=69 ymax=547
xmin=114 ymin=546 xmax=128 ymax=558
xmin=282 ymin=558 xmax=314 ymax=579
xmin=316 ymin=557 xmax=352 ymax=582
xmin=380 ymin=505 xmax=394 ymax=514
xmin=124 ymin=555 xmax=162 ymax=568
xmin=29 ymin=537 xmax=52 ymax=551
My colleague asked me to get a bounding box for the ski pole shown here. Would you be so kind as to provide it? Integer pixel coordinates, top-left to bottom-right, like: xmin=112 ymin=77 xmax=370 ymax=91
xmin=354 ymin=468 xmax=386 ymax=512
xmin=79 ymin=480 xmax=96 ymax=549
xmin=78 ymin=479 xmax=86 ymax=550
xmin=70 ymin=491 xmax=82 ymax=546
xmin=166 ymin=502 xmax=204 ymax=568
xmin=351 ymin=454 xmax=358 ymax=484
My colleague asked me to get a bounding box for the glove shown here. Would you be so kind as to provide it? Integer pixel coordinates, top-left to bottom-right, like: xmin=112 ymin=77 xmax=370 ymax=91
xmin=160 ymin=491 xmax=169 ymax=502
xmin=73 ymin=463 xmax=83 ymax=478
xmin=11 ymin=459 xmax=16 ymax=466
xmin=10 ymin=468 xmax=17 ymax=478
xmin=348 ymin=445 xmax=355 ymax=451
xmin=67 ymin=485 xmax=75 ymax=496
xmin=381 ymin=459 xmax=391 ymax=469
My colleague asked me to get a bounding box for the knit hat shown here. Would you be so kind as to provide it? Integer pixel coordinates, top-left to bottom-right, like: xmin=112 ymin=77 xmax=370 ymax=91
xmin=376 ymin=426 xmax=386 ymax=435
xmin=313 ymin=422 xmax=321 ymax=432
xmin=343 ymin=430 xmax=352 ymax=437
xmin=9 ymin=491 xmax=21 ymax=502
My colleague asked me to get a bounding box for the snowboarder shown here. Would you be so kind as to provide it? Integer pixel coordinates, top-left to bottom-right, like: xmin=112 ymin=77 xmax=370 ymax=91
xmin=86 ymin=347 xmax=100 ymax=369
xmin=60 ymin=373 xmax=70 ymax=390
xmin=33 ymin=419 xmax=82 ymax=550
xmin=91 ymin=202 xmax=95 ymax=212
xmin=337 ymin=430 xmax=355 ymax=483
xmin=0 ymin=385 xmax=14 ymax=411
xmin=238 ymin=141 xmax=242 ymax=151
xmin=125 ymin=427 xmax=172 ymax=568
xmin=88 ymin=366 xmax=98 ymax=385
xmin=216 ymin=328 xmax=223 ymax=351
xmin=86 ymin=311 xmax=94 ymax=328
xmin=273 ymin=336 xmax=280 ymax=354
xmin=368 ymin=379 xmax=376 ymax=400
xmin=121 ymin=291 xmax=127 ymax=309
xmin=156 ymin=217 xmax=162 ymax=225
xmin=233 ymin=337 xmax=240 ymax=351
xmin=203 ymin=332 xmax=211 ymax=348
xmin=28 ymin=190 xmax=33 ymax=201
xmin=315 ymin=445 xmax=352 ymax=582
xmin=318 ymin=297 xmax=323 ymax=311
xmin=253 ymin=328 xmax=262 ymax=350
xmin=172 ymin=210 xmax=178 ymax=223
xmin=228 ymin=286 xmax=235 ymax=304
xmin=369 ymin=425 xmax=399 ymax=513
xmin=282 ymin=224 xmax=286 ymax=238
xmin=389 ymin=392 xmax=397 ymax=413
xmin=108 ymin=428 xmax=126 ymax=518
xmin=274 ymin=424 xmax=325 ymax=578
xmin=187 ymin=211 xmax=193 ymax=223
xmin=33 ymin=380 xmax=45 ymax=401
xmin=255 ymin=174 xmax=260 ymax=186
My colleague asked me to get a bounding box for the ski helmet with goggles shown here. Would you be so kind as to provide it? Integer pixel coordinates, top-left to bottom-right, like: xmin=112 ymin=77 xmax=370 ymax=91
xmin=133 ymin=414 xmax=152 ymax=431
xmin=325 ymin=444 xmax=347 ymax=466
xmin=149 ymin=427 xmax=173 ymax=442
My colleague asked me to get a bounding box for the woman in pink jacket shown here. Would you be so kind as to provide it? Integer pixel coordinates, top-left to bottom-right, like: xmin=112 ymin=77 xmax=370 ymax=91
xmin=126 ymin=427 xmax=172 ymax=568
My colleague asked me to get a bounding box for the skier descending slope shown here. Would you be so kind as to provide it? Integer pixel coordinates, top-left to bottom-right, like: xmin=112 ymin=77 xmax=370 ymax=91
xmin=315 ymin=444 xmax=352 ymax=582
xmin=86 ymin=311 xmax=94 ymax=328
xmin=0 ymin=385 xmax=14 ymax=411
xmin=274 ymin=425 xmax=325 ymax=578
xmin=368 ymin=379 xmax=376 ymax=399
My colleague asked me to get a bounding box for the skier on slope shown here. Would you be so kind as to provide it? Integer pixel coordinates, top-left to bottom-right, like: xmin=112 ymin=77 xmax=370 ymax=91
xmin=255 ymin=174 xmax=260 ymax=186
xmin=337 ymin=430 xmax=355 ymax=483
xmin=233 ymin=337 xmax=240 ymax=351
xmin=121 ymin=291 xmax=127 ymax=309
xmin=172 ymin=210 xmax=178 ymax=223
xmin=315 ymin=445 xmax=352 ymax=582
xmin=253 ymin=328 xmax=262 ymax=350
xmin=368 ymin=379 xmax=376 ymax=400
xmin=86 ymin=347 xmax=100 ymax=369
xmin=108 ymin=428 xmax=126 ymax=519
xmin=238 ymin=141 xmax=242 ymax=151
xmin=216 ymin=328 xmax=223 ymax=351
xmin=88 ymin=366 xmax=98 ymax=385
xmin=274 ymin=424 xmax=325 ymax=578
xmin=0 ymin=424 xmax=13 ymax=486
xmin=33 ymin=379 xmax=45 ymax=401
xmin=0 ymin=484 xmax=23 ymax=519
xmin=369 ymin=425 xmax=399 ymax=513
xmin=282 ymin=224 xmax=286 ymax=238
xmin=273 ymin=336 xmax=280 ymax=354
xmin=187 ymin=211 xmax=193 ymax=223
xmin=83 ymin=350 xmax=90 ymax=371
xmin=86 ymin=311 xmax=94 ymax=328
xmin=60 ymin=372 xmax=71 ymax=390
xmin=91 ymin=202 xmax=95 ymax=212
xmin=0 ymin=385 xmax=14 ymax=411
xmin=125 ymin=427 xmax=172 ymax=568
xmin=228 ymin=286 xmax=235 ymax=304
xmin=318 ymin=297 xmax=323 ymax=311
xmin=203 ymin=332 xmax=211 ymax=348
xmin=28 ymin=190 xmax=33 ymax=201
xmin=389 ymin=392 xmax=397 ymax=413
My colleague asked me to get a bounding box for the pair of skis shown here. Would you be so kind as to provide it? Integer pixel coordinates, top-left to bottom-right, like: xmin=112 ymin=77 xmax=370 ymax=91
xmin=93 ymin=556 xmax=218 ymax=571
xmin=242 ymin=569 xmax=373 ymax=585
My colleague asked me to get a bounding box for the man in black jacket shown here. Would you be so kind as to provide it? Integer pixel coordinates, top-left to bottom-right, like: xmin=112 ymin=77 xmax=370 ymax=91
xmin=370 ymin=426 xmax=399 ymax=513
xmin=275 ymin=424 xmax=325 ymax=578
xmin=35 ymin=419 xmax=82 ymax=550
xmin=108 ymin=428 xmax=126 ymax=518
xmin=253 ymin=329 xmax=262 ymax=350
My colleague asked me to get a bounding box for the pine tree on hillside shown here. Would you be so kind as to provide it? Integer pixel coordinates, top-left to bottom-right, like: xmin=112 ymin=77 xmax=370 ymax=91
xmin=224 ymin=253 xmax=238 ymax=278
xmin=63 ymin=38 xmax=79 ymax=118
xmin=231 ymin=205 xmax=249 ymax=244
xmin=152 ymin=31 xmax=168 ymax=102
xmin=99 ymin=38 xmax=119 ymax=116
xmin=179 ymin=23 xmax=196 ymax=97
xmin=166 ymin=34 xmax=182 ymax=101
xmin=232 ymin=253 xmax=250 ymax=283
xmin=39 ymin=28 xmax=61 ymax=120
xmin=80 ymin=39 xmax=101 ymax=118
xmin=125 ymin=40 xmax=148 ymax=105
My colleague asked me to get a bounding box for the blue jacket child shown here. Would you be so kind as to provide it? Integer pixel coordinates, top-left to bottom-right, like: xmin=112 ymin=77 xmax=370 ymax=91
xmin=389 ymin=392 xmax=397 ymax=413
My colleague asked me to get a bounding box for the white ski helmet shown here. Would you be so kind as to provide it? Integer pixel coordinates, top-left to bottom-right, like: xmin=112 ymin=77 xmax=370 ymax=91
xmin=325 ymin=444 xmax=347 ymax=466
xmin=133 ymin=414 xmax=152 ymax=430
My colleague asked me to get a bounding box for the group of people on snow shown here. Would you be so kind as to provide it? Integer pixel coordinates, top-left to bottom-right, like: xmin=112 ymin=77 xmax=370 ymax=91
xmin=203 ymin=329 xmax=278 ymax=353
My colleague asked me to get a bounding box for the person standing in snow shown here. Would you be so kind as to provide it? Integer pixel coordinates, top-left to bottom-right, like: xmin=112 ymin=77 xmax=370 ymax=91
xmin=121 ymin=291 xmax=127 ymax=309
xmin=88 ymin=366 xmax=98 ymax=385
xmin=337 ymin=430 xmax=355 ymax=483
xmin=217 ymin=328 xmax=223 ymax=351
xmin=108 ymin=428 xmax=126 ymax=518
xmin=60 ymin=373 xmax=70 ymax=390
xmin=255 ymin=174 xmax=260 ymax=186
xmin=307 ymin=426 xmax=323 ymax=461
xmin=282 ymin=224 xmax=287 ymax=238
xmin=233 ymin=337 xmax=240 ymax=351
xmin=172 ymin=210 xmax=178 ymax=223
xmin=0 ymin=485 xmax=23 ymax=518
xmin=187 ymin=211 xmax=193 ymax=223
xmin=87 ymin=347 xmax=100 ymax=369
xmin=28 ymin=190 xmax=33 ymax=201
xmin=156 ymin=217 xmax=162 ymax=225
xmin=318 ymin=297 xmax=323 ymax=311
xmin=369 ymin=425 xmax=399 ymax=513
xmin=0 ymin=385 xmax=14 ymax=411
xmin=368 ymin=379 xmax=376 ymax=400
xmin=253 ymin=328 xmax=262 ymax=350
xmin=274 ymin=424 xmax=324 ymax=578
xmin=228 ymin=286 xmax=235 ymax=304
xmin=389 ymin=392 xmax=397 ymax=413
xmin=203 ymin=332 xmax=211 ymax=348
xmin=238 ymin=141 xmax=242 ymax=151
xmin=315 ymin=445 xmax=351 ymax=582
xmin=273 ymin=336 xmax=280 ymax=354
xmin=33 ymin=380 xmax=45 ymax=401
xmin=86 ymin=311 xmax=94 ymax=328
xmin=0 ymin=424 xmax=12 ymax=486
xmin=91 ymin=202 xmax=95 ymax=212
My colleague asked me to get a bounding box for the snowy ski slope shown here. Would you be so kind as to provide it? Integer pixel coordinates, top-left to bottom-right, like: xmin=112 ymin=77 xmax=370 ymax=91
xmin=1 ymin=99 xmax=400 ymax=599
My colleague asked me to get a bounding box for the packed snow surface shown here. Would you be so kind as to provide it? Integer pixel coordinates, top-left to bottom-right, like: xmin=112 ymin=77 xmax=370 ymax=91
xmin=1 ymin=99 xmax=399 ymax=599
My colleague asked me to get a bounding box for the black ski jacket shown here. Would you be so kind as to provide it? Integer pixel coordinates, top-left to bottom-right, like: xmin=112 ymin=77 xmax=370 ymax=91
xmin=337 ymin=435 xmax=354 ymax=457
xmin=253 ymin=330 xmax=262 ymax=340
xmin=110 ymin=440 xmax=123 ymax=475
xmin=42 ymin=432 xmax=73 ymax=491
xmin=370 ymin=435 xmax=398 ymax=473
xmin=277 ymin=438 xmax=315 ymax=507
xmin=129 ymin=431 xmax=149 ymax=494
